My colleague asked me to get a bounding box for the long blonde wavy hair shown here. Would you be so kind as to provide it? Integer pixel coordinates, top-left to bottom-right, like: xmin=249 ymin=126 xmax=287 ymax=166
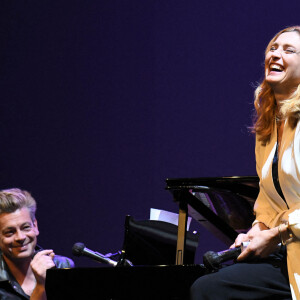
xmin=253 ymin=26 xmax=300 ymax=144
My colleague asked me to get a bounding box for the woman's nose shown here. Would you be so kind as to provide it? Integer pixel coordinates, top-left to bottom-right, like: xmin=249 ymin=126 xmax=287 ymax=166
xmin=271 ymin=49 xmax=283 ymax=58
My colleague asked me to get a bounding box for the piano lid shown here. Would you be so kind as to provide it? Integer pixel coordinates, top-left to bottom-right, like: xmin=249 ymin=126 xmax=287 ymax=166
xmin=166 ymin=176 xmax=259 ymax=245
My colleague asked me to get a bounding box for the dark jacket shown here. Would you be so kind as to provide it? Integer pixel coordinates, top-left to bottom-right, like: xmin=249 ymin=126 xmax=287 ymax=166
xmin=0 ymin=246 xmax=74 ymax=300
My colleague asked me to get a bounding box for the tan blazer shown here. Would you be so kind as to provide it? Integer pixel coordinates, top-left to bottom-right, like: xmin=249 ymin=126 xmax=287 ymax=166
xmin=254 ymin=119 xmax=300 ymax=300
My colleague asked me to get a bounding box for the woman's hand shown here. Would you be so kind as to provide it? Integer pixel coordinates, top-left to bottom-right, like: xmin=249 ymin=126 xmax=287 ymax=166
xmin=237 ymin=227 xmax=280 ymax=261
xmin=230 ymin=222 xmax=268 ymax=249
xmin=230 ymin=222 xmax=281 ymax=261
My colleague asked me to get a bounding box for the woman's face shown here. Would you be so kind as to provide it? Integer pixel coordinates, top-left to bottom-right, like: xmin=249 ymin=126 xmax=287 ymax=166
xmin=265 ymin=31 xmax=300 ymax=95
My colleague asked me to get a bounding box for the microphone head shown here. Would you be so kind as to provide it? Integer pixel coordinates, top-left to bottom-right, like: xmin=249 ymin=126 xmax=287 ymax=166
xmin=203 ymin=251 xmax=220 ymax=270
xmin=72 ymin=242 xmax=85 ymax=256
xmin=203 ymin=247 xmax=242 ymax=270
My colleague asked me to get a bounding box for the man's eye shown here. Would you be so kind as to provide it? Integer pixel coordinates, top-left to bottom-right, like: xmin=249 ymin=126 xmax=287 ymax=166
xmin=23 ymin=226 xmax=31 ymax=231
xmin=4 ymin=232 xmax=13 ymax=237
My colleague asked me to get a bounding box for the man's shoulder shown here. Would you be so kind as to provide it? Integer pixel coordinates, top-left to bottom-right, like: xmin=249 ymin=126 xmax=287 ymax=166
xmin=53 ymin=255 xmax=75 ymax=268
xmin=35 ymin=245 xmax=75 ymax=268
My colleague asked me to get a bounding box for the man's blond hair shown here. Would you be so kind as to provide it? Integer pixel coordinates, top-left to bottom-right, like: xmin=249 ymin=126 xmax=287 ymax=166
xmin=0 ymin=188 xmax=37 ymax=220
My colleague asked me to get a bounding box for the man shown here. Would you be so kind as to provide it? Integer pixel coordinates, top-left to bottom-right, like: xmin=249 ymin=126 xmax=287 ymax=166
xmin=0 ymin=188 xmax=74 ymax=299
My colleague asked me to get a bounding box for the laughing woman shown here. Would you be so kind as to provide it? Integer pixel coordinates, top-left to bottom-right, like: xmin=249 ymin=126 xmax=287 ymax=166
xmin=191 ymin=26 xmax=300 ymax=300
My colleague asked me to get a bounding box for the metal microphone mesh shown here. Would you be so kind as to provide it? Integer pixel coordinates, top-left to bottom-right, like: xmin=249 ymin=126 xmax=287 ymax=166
xmin=72 ymin=242 xmax=85 ymax=256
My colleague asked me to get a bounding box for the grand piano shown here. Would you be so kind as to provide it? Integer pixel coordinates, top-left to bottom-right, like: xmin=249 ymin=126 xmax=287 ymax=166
xmin=165 ymin=176 xmax=259 ymax=264
xmin=45 ymin=176 xmax=259 ymax=300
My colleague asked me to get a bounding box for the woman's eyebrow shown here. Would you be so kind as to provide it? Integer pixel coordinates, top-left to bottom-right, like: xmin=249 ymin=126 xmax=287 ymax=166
xmin=272 ymin=42 xmax=296 ymax=48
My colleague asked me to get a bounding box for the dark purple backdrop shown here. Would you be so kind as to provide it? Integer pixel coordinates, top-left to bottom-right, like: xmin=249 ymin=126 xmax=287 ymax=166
xmin=1 ymin=1 xmax=300 ymax=266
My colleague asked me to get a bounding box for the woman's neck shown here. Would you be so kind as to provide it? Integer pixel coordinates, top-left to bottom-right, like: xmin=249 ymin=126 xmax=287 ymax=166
xmin=275 ymin=93 xmax=288 ymax=107
xmin=272 ymin=84 xmax=297 ymax=107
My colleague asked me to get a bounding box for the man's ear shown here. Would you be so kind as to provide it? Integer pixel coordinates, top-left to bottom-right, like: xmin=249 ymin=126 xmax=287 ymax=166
xmin=33 ymin=219 xmax=39 ymax=236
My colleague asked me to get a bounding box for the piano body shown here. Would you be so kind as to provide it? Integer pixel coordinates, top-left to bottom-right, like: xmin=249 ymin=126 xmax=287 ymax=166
xmin=46 ymin=176 xmax=259 ymax=300
xmin=165 ymin=176 xmax=259 ymax=264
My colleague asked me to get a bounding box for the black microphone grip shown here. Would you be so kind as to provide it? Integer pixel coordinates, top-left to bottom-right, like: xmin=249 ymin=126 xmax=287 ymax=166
xmin=203 ymin=246 xmax=242 ymax=270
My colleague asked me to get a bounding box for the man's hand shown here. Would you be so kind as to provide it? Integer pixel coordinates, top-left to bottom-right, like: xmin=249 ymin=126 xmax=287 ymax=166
xmin=29 ymin=250 xmax=55 ymax=300
xmin=30 ymin=249 xmax=55 ymax=285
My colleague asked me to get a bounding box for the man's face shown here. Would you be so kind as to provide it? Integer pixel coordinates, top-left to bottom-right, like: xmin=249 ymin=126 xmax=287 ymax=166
xmin=0 ymin=208 xmax=39 ymax=262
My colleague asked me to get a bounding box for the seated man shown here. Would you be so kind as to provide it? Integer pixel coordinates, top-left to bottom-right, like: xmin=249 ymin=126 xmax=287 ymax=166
xmin=0 ymin=188 xmax=74 ymax=300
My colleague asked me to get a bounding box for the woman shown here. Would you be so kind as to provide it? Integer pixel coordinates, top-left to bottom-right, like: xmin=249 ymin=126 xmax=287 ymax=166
xmin=191 ymin=26 xmax=300 ymax=300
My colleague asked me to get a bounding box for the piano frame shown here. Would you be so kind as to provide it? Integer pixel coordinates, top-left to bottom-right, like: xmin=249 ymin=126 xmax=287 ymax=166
xmin=165 ymin=176 xmax=259 ymax=265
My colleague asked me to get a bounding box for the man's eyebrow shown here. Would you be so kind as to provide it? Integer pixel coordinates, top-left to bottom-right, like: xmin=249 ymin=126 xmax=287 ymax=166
xmin=2 ymin=226 xmax=15 ymax=231
xmin=22 ymin=222 xmax=32 ymax=226
xmin=2 ymin=222 xmax=32 ymax=230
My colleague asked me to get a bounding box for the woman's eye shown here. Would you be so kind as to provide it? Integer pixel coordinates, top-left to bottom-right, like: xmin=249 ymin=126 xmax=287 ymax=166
xmin=285 ymin=49 xmax=296 ymax=54
xmin=270 ymin=46 xmax=276 ymax=51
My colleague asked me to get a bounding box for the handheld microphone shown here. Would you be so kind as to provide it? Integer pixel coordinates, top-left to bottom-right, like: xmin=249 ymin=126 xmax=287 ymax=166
xmin=72 ymin=242 xmax=117 ymax=267
xmin=203 ymin=247 xmax=241 ymax=270
xmin=203 ymin=242 xmax=249 ymax=270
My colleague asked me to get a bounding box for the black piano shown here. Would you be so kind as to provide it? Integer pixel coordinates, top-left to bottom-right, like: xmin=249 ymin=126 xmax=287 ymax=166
xmin=165 ymin=176 xmax=259 ymax=264
xmin=46 ymin=176 xmax=259 ymax=300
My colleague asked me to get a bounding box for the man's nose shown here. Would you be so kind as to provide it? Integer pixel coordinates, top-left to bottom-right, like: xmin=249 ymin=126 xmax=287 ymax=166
xmin=15 ymin=230 xmax=26 ymax=241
